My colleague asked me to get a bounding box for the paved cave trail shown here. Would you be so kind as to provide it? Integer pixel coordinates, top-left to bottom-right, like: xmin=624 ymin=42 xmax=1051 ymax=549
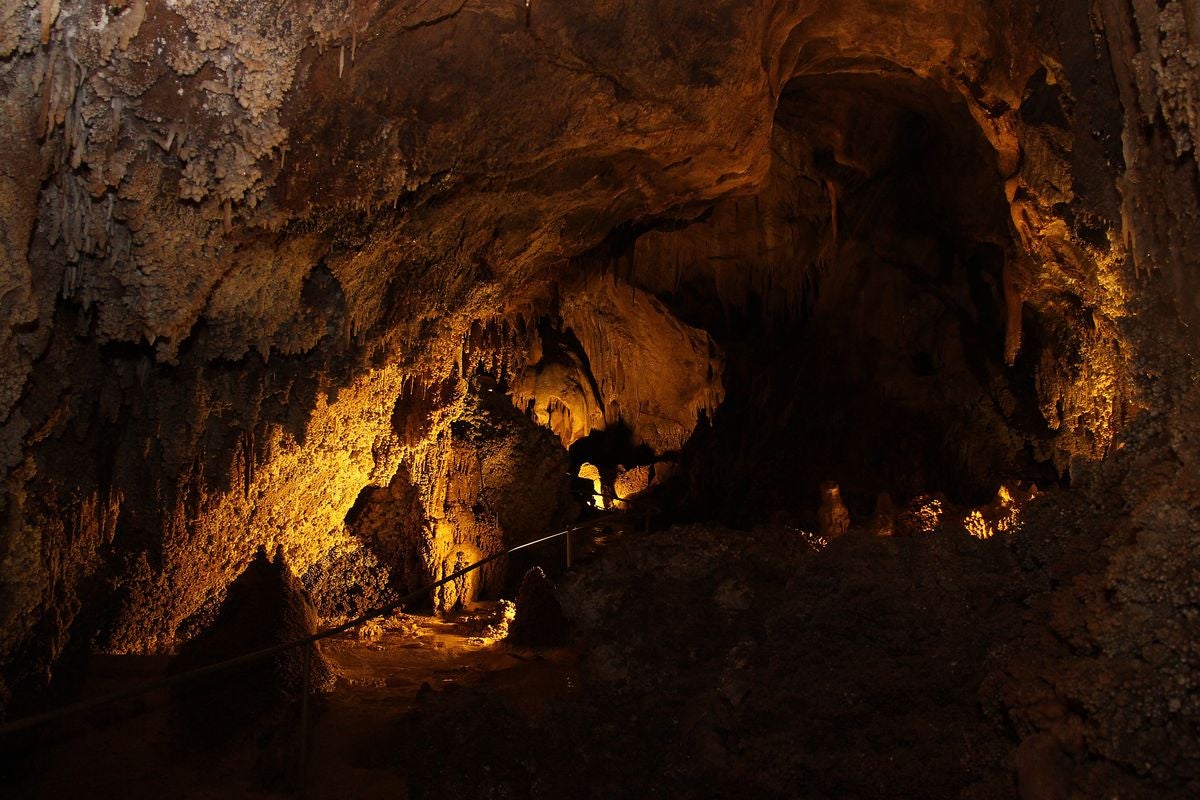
xmin=303 ymin=603 xmax=583 ymax=799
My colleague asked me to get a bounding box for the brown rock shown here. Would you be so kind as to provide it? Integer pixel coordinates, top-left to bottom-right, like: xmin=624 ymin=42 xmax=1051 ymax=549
xmin=168 ymin=547 xmax=335 ymax=750
xmin=869 ymin=492 xmax=896 ymax=537
xmin=817 ymin=481 xmax=851 ymax=540
xmin=506 ymin=567 xmax=569 ymax=648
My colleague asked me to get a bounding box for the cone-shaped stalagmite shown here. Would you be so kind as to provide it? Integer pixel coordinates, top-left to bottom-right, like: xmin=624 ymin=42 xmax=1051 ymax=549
xmin=506 ymin=567 xmax=569 ymax=648
xmin=818 ymin=481 xmax=851 ymax=540
xmin=168 ymin=547 xmax=334 ymax=751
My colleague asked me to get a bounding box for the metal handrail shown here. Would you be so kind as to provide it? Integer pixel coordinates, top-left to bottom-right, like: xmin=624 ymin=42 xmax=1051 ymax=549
xmin=0 ymin=498 xmax=656 ymax=739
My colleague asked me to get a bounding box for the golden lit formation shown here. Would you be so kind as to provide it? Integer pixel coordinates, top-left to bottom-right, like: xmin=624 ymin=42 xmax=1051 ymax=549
xmin=963 ymin=482 xmax=1041 ymax=540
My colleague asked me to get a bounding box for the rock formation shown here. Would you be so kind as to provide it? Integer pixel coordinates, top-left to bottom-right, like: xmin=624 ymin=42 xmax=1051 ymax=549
xmin=0 ymin=0 xmax=1197 ymax=795
xmin=817 ymin=480 xmax=851 ymax=540
xmin=168 ymin=547 xmax=334 ymax=748
xmin=505 ymin=565 xmax=568 ymax=648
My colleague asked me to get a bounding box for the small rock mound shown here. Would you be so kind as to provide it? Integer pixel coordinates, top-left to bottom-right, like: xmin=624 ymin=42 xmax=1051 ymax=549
xmin=506 ymin=567 xmax=569 ymax=647
xmin=169 ymin=547 xmax=335 ymax=754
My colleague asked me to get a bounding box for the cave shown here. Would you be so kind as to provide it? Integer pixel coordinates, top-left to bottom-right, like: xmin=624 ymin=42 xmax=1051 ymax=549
xmin=1 ymin=1 xmax=1198 ymax=798
xmin=654 ymin=69 xmax=1052 ymax=524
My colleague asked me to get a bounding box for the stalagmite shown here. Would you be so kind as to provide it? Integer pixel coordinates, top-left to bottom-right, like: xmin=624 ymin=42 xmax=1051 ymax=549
xmin=817 ymin=481 xmax=850 ymax=540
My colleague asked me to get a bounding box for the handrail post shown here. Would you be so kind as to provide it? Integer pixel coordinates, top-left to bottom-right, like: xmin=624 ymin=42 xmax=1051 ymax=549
xmin=565 ymin=526 xmax=573 ymax=569
xmin=298 ymin=646 xmax=311 ymax=798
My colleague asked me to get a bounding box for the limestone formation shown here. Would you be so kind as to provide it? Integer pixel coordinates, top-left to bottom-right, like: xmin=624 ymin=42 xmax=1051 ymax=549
xmin=168 ymin=548 xmax=334 ymax=748
xmin=817 ymin=481 xmax=851 ymax=540
xmin=963 ymin=481 xmax=1040 ymax=540
xmin=0 ymin=0 xmax=1147 ymax=695
xmin=0 ymin=0 xmax=1197 ymax=795
xmin=869 ymin=492 xmax=896 ymax=538
xmin=896 ymin=493 xmax=949 ymax=537
xmin=299 ymin=537 xmax=397 ymax=624
xmin=506 ymin=566 xmax=569 ymax=648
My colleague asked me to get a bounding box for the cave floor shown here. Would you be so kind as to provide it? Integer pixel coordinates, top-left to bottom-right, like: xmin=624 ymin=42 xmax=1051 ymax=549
xmin=6 ymin=517 xmax=638 ymax=799
xmin=304 ymin=605 xmax=582 ymax=798
xmin=6 ymin=605 xmax=581 ymax=799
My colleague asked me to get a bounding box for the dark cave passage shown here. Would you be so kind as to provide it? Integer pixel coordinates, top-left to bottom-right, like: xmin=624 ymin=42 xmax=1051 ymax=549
xmin=606 ymin=71 xmax=1062 ymax=526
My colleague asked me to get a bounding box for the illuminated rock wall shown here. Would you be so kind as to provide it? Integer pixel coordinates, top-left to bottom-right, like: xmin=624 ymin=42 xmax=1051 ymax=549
xmin=512 ymin=272 xmax=723 ymax=453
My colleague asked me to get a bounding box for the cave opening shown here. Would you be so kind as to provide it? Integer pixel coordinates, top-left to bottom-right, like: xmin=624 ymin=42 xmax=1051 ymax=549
xmin=581 ymin=70 xmax=1063 ymax=530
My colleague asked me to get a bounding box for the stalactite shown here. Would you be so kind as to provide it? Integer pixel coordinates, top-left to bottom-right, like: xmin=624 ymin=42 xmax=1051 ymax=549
xmin=38 ymin=0 xmax=58 ymax=45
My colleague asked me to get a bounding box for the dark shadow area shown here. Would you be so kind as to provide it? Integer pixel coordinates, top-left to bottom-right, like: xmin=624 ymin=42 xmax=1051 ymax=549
xmin=627 ymin=71 xmax=1063 ymax=526
xmin=567 ymin=421 xmax=657 ymax=474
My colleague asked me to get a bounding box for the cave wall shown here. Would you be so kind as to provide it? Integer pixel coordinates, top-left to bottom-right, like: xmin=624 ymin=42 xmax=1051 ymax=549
xmin=391 ymin=371 xmax=577 ymax=610
xmin=987 ymin=2 xmax=1200 ymax=794
xmin=0 ymin=2 xmax=1195 ymax=756
xmin=0 ymin=0 xmax=776 ymax=704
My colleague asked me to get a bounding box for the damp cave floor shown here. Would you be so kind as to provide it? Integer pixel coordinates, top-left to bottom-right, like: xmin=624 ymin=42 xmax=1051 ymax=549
xmin=6 ymin=605 xmax=583 ymax=800
xmin=303 ymin=605 xmax=582 ymax=799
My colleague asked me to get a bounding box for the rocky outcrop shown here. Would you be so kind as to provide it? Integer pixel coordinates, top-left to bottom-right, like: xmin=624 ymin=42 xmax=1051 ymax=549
xmin=168 ymin=547 xmax=334 ymax=748
xmin=512 ymin=272 xmax=723 ymax=453
xmin=506 ymin=565 xmax=568 ymax=648
xmin=299 ymin=537 xmax=396 ymax=624
xmin=817 ymin=481 xmax=850 ymax=540
xmin=346 ymin=372 xmax=576 ymax=613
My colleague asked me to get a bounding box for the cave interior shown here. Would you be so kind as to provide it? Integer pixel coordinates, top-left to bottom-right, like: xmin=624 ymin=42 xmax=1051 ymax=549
xmin=0 ymin=1 xmax=1198 ymax=798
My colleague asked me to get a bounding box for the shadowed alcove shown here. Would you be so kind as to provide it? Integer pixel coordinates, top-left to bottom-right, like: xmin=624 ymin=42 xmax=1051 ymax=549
xmin=610 ymin=69 xmax=1057 ymax=524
